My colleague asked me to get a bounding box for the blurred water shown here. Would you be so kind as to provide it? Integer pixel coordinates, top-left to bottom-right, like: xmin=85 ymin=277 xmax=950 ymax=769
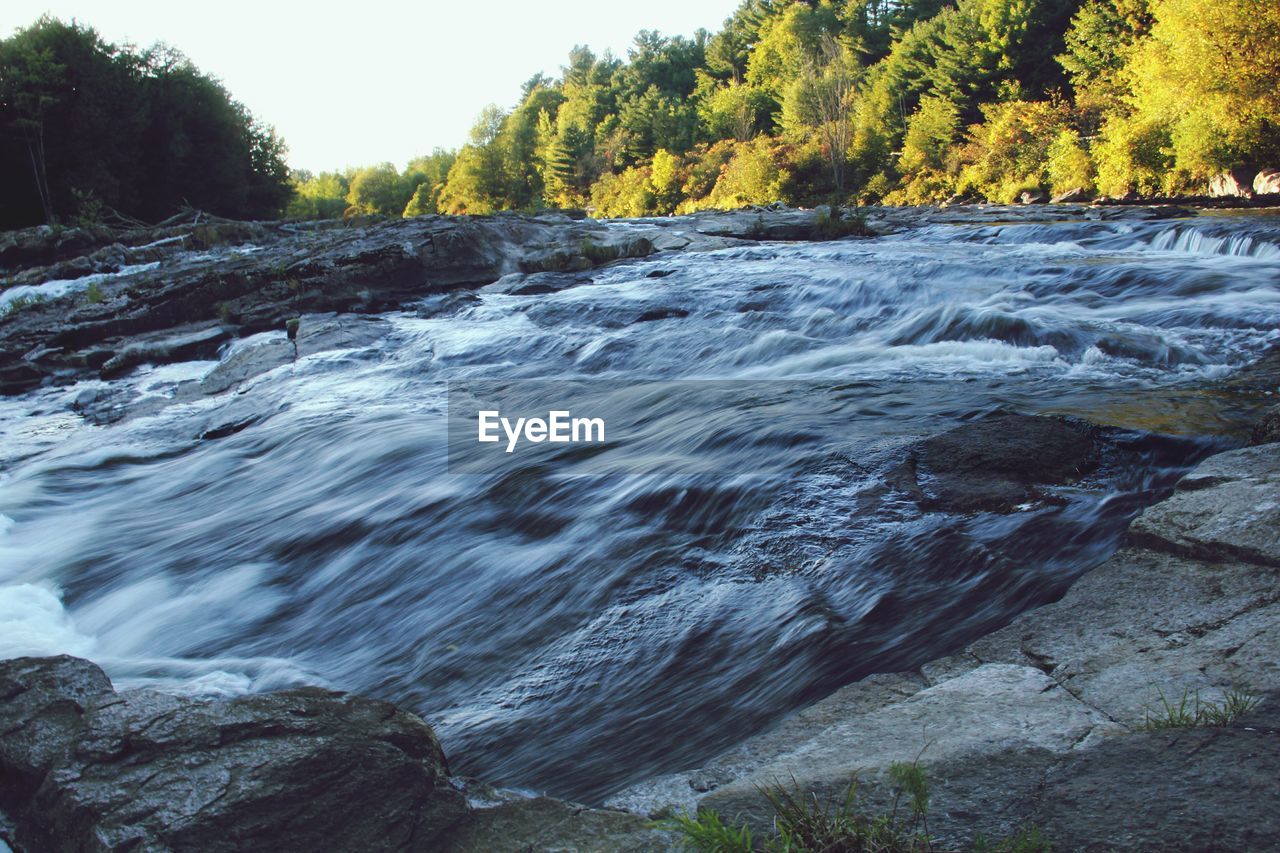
xmin=1 ymin=211 xmax=1278 ymax=800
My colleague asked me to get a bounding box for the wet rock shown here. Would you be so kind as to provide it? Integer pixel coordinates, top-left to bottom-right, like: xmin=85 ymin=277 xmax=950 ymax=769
xmin=1256 ymin=168 xmax=1280 ymax=196
xmin=99 ymin=325 xmax=231 ymax=378
xmin=294 ymin=312 xmax=390 ymax=358
xmin=0 ymin=656 xmax=468 ymax=853
xmin=1209 ymin=167 xmax=1256 ymax=198
xmin=696 ymin=664 xmax=1113 ymax=843
xmin=1129 ymin=444 xmax=1280 ymax=566
xmin=0 ymin=363 xmax=44 ymax=397
xmin=900 ymin=411 xmax=1097 ymax=512
xmin=0 ymin=656 xmax=113 ymax=801
xmin=1253 ymin=404 xmax=1280 ymax=445
xmin=200 ymin=334 xmax=296 ymax=394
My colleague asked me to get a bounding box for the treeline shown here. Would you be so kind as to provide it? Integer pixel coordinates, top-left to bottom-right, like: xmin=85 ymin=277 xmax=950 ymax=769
xmin=0 ymin=17 xmax=290 ymax=229
xmin=298 ymin=0 xmax=1279 ymax=218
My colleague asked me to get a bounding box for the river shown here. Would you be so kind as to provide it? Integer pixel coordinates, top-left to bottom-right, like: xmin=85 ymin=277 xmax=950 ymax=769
xmin=1 ymin=210 xmax=1277 ymax=801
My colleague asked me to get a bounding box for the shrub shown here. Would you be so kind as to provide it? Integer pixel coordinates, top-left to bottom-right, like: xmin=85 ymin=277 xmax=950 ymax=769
xmin=702 ymin=138 xmax=791 ymax=210
xmin=1046 ymin=130 xmax=1096 ymax=195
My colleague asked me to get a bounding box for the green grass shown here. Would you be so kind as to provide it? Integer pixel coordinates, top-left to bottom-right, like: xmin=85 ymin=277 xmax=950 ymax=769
xmin=666 ymin=760 xmax=1047 ymax=853
xmin=84 ymin=281 xmax=105 ymax=304
xmin=1 ymin=293 xmax=47 ymax=316
xmin=1140 ymin=687 xmax=1262 ymax=730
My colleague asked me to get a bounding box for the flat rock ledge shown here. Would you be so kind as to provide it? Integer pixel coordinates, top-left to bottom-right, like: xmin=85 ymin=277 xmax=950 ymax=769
xmin=607 ymin=440 xmax=1280 ymax=851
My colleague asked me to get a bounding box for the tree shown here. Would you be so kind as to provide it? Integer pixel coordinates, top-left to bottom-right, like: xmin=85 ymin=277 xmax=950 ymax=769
xmin=0 ymin=17 xmax=290 ymax=228
xmin=783 ymin=34 xmax=859 ymax=191
xmin=0 ymin=37 xmax=63 ymax=222
xmin=346 ymin=163 xmax=411 ymax=216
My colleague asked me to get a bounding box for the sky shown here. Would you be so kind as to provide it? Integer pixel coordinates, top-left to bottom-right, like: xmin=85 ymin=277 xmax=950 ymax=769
xmin=2 ymin=1 xmax=738 ymax=173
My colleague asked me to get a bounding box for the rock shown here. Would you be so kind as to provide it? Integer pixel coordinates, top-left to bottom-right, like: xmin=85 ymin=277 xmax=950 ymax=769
xmin=1252 ymin=404 xmax=1280 ymax=445
xmin=966 ymin=546 xmax=1280 ymax=725
xmin=1051 ymin=187 xmax=1093 ymax=203
xmin=99 ymin=325 xmax=231 ymax=378
xmin=1208 ymin=167 xmax=1256 ymax=198
xmin=605 ymin=432 xmax=1280 ymax=849
xmin=294 ymin=313 xmax=390 ymax=358
xmin=200 ymin=333 xmax=296 ymax=394
xmin=1019 ymin=190 xmax=1049 ymax=204
xmin=0 ymin=656 xmax=113 ymax=800
xmin=441 ymin=789 xmax=676 ymax=853
xmin=1254 ymin=168 xmax=1280 ymax=196
xmin=1033 ymin=697 xmax=1280 ymax=852
xmin=1128 ymin=445 xmax=1280 ymax=566
xmin=696 ymin=664 xmax=1113 ymax=844
xmin=0 ymin=363 xmax=44 ymax=397
xmin=0 ymin=656 xmax=468 ymax=852
xmin=898 ymin=411 xmax=1097 ymax=512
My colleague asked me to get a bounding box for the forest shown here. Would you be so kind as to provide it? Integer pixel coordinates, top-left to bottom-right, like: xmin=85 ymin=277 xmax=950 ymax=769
xmin=0 ymin=17 xmax=289 ymax=229
xmin=292 ymin=0 xmax=1280 ymax=218
xmin=4 ymin=0 xmax=1279 ymax=227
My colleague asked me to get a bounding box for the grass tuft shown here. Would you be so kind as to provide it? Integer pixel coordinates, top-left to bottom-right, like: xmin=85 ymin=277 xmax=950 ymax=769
xmin=1140 ymin=687 xmax=1262 ymax=730
xmin=666 ymin=757 xmax=1047 ymax=852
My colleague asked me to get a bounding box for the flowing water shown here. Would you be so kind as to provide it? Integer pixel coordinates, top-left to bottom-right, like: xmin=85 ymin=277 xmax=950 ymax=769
xmin=1 ymin=211 xmax=1278 ymax=801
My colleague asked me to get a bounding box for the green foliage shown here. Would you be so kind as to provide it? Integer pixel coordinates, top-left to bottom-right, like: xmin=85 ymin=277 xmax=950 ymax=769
xmin=83 ymin=281 xmax=104 ymax=304
xmin=668 ymin=762 xmax=1051 ymax=853
xmin=0 ymin=16 xmax=290 ymax=228
xmin=2 ymin=293 xmax=47 ymax=315
xmin=702 ymin=138 xmax=791 ymax=210
xmin=591 ymin=166 xmax=656 ymax=218
xmin=815 ymin=206 xmax=873 ymax=237
xmin=287 ymin=0 xmax=1280 ymax=215
xmin=1140 ymin=687 xmax=1263 ymax=730
xmin=1045 ymin=129 xmax=1095 ymax=194
xmin=666 ymin=809 xmax=754 ymax=852
xmin=954 ymin=99 xmax=1074 ymax=202
xmin=346 ymin=163 xmax=413 ymax=217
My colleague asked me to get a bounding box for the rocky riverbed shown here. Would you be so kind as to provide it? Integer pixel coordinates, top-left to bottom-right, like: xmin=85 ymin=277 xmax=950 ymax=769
xmin=2 ymin=204 xmax=1278 ymax=851
xmin=1 ymin=407 xmax=1277 ymax=851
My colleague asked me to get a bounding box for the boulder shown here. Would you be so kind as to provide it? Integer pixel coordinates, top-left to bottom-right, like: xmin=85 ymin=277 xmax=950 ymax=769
xmin=1019 ymin=190 xmax=1049 ymax=204
xmin=1254 ymin=168 xmax=1280 ymax=196
xmin=0 ymin=656 xmax=468 ymax=852
xmin=1208 ymin=167 xmax=1255 ymax=198
xmin=896 ymin=411 xmax=1097 ymax=513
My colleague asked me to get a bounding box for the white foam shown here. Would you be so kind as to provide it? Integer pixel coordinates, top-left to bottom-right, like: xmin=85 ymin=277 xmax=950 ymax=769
xmin=0 ymin=262 xmax=160 ymax=315
xmin=0 ymin=583 xmax=96 ymax=660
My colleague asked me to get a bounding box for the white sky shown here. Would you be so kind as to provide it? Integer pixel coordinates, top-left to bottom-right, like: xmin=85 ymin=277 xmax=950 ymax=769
xmin=2 ymin=1 xmax=737 ymax=173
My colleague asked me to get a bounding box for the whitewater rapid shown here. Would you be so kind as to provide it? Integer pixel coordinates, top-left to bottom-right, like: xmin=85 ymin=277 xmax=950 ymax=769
xmin=1 ymin=210 xmax=1277 ymax=798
